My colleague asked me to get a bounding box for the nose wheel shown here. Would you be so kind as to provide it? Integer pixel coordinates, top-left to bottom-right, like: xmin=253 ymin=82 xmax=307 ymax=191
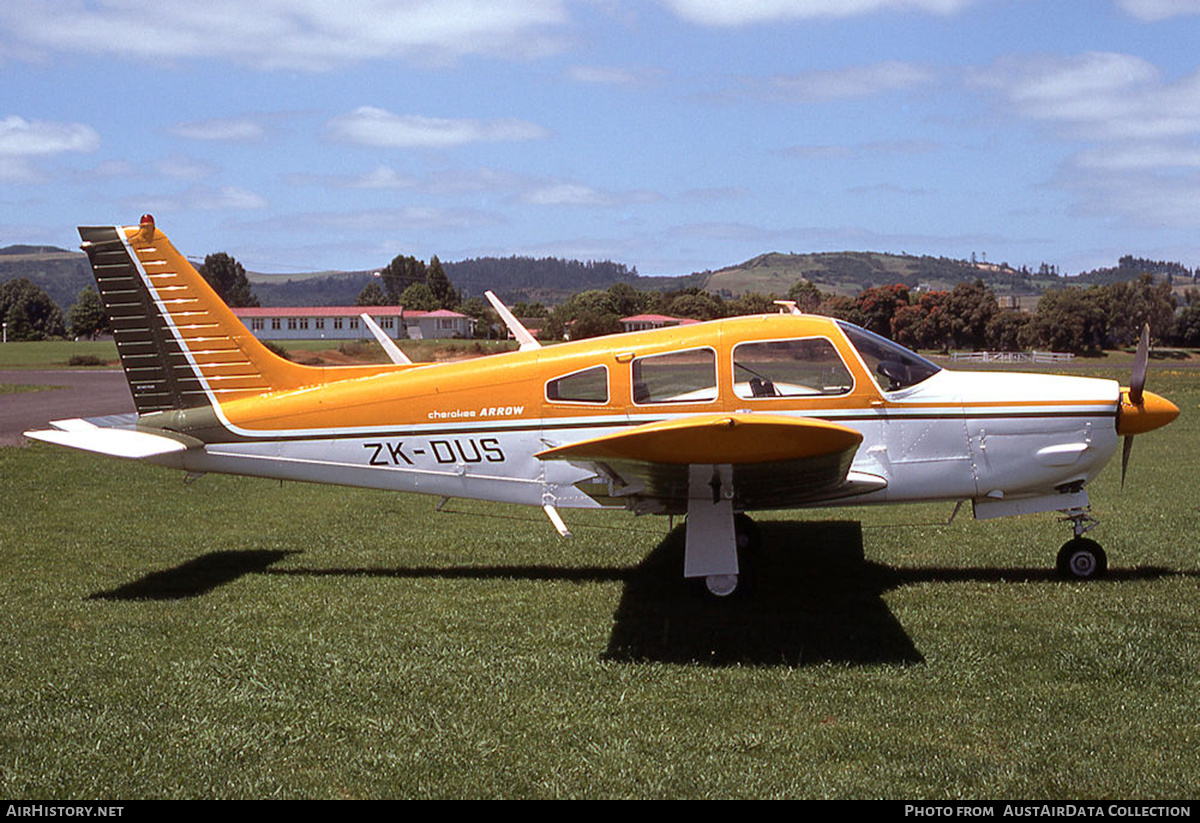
xmin=1056 ymin=537 xmax=1107 ymax=580
xmin=1056 ymin=507 xmax=1107 ymax=580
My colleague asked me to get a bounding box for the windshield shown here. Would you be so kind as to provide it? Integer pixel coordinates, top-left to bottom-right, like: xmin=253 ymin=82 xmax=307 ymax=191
xmin=837 ymin=321 xmax=941 ymax=392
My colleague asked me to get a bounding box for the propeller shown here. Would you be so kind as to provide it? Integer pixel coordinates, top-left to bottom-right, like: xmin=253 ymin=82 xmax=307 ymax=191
xmin=1119 ymin=324 xmax=1149 ymax=487
xmin=1114 ymin=322 xmax=1185 ymax=487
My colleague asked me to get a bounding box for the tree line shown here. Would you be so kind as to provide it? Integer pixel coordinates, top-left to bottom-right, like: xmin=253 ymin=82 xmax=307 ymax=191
xmin=528 ymin=275 xmax=1195 ymax=354
xmin=4 ymin=246 xmax=1199 ymax=353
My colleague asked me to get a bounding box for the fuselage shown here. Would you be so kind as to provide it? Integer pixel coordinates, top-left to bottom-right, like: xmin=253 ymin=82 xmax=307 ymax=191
xmin=147 ymin=313 xmax=1123 ymax=514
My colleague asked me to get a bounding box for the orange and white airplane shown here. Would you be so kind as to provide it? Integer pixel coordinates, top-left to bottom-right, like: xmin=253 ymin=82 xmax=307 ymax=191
xmin=26 ymin=216 xmax=1180 ymax=595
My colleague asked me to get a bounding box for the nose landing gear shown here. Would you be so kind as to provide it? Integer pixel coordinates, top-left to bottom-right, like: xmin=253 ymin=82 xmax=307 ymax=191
xmin=1056 ymin=508 xmax=1107 ymax=580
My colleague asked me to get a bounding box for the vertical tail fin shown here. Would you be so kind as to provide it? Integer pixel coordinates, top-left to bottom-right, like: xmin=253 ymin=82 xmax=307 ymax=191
xmin=80 ymin=215 xmax=315 ymax=415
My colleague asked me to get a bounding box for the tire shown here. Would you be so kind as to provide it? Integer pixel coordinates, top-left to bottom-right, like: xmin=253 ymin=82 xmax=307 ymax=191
xmin=1056 ymin=537 xmax=1108 ymax=580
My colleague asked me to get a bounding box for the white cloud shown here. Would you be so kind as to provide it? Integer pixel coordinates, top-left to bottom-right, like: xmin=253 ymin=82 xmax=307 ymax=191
xmin=170 ymin=118 xmax=266 ymax=142
xmin=278 ymin=207 xmax=505 ymax=233
xmin=154 ymin=155 xmax=216 ymax=179
xmin=327 ymin=108 xmax=548 ymax=148
xmin=663 ymin=0 xmax=973 ymax=26
xmin=1076 ymin=144 xmax=1200 ymax=171
xmin=132 ymin=185 xmax=268 ymax=212
xmin=747 ymin=62 xmax=936 ymax=103
xmin=200 ymin=187 xmax=269 ymax=210
xmin=519 ymin=181 xmax=661 ymax=207
xmin=0 ymin=116 xmax=99 ymax=156
xmin=286 ymin=161 xmax=663 ymax=209
xmin=1061 ymin=168 xmax=1200 ymax=227
xmin=0 ymin=157 xmax=39 ymax=183
xmin=973 ymin=52 xmax=1200 ymax=230
xmin=565 ymin=65 xmax=666 ymax=88
xmin=783 ymin=140 xmax=937 ymax=158
xmin=350 ymin=166 xmax=417 ymax=189
xmin=0 ymin=1 xmax=570 ymax=70
xmin=88 ymin=161 xmax=134 ymax=179
xmin=970 ymin=52 xmax=1200 ymax=142
xmin=1116 ymin=0 xmax=1200 ymax=21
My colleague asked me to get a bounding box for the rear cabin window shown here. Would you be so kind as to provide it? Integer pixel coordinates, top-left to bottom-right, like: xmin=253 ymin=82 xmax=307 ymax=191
xmin=732 ymin=338 xmax=853 ymax=399
xmin=546 ymin=366 xmax=609 ymax=404
xmin=631 ymin=348 xmax=717 ymax=404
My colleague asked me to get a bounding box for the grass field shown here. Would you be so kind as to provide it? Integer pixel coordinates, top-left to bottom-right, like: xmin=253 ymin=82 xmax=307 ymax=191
xmin=0 ymin=383 xmax=60 ymax=395
xmin=0 ymin=363 xmax=1197 ymax=798
xmin=0 ymin=338 xmax=517 ymax=369
xmin=0 ymin=340 xmax=119 ymax=369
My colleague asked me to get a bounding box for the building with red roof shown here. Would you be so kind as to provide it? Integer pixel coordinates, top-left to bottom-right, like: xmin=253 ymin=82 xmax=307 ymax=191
xmin=619 ymin=314 xmax=701 ymax=333
xmin=232 ymin=306 xmax=473 ymax=341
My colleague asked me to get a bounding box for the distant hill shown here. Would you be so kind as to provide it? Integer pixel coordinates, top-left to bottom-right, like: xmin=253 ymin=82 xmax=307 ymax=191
xmin=0 ymin=244 xmax=76 ymax=256
xmin=443 ymin=256 xmax=642 ymax=304
xmin=699 ymin=251 xmax=1072 ymax=297
xmin=0 ymin=247 xmax=95 ymax=311
xmin=1073 ymin=255 xmax=1196 ymax=287
xmin=248 ymin=270 xmax=377 ymax=307
xmin=2 ymin=244 xmax=1193 ymax=314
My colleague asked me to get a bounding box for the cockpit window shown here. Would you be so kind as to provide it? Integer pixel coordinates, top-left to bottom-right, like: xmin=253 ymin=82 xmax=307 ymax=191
xmin=837 ymin=321 xmax=941 ymax=392
xmin=732 ymin=338 xmax=853 ymax=399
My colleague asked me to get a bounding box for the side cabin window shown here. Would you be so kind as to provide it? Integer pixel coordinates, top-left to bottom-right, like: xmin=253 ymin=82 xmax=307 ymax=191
xmin=631 ymin=347 xmax=717 ymax=404
xmin=546 ymin=366 xmax=609 ymax=404
xmin=732 ymin=338 xmax=853 ymax=399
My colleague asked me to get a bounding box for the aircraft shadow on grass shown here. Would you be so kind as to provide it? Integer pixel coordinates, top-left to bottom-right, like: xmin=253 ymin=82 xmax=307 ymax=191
xmin=89 ymin=521 xmax=1191 ymax=667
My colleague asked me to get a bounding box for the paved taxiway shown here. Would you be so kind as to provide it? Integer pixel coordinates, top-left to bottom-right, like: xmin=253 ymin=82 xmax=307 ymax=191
xmin=0 ymin=370 xmax=134 ymax=446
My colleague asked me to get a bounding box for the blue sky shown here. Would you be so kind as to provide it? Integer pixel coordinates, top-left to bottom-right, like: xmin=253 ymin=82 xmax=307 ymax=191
xmin=3 ymin=0 xmax=1200 ymax=279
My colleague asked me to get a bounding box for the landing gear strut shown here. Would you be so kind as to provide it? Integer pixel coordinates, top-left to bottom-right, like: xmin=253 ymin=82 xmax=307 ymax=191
xmin=1056 ymin=507 xmax=1107 ymax=580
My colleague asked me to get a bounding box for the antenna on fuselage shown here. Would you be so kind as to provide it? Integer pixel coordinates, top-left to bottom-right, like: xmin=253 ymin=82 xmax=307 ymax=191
xmin=485 ymin=290 xmax=541 ymax=351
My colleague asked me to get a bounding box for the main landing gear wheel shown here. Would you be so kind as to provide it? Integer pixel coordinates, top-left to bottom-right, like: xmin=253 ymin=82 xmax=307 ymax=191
xmin=1056 ymin=537 xmax=1107 ymax=580
xmin=702 ymin=515 xmax=760 ymax=598
xmin=704 ymin=574 xmax=739 ymax=597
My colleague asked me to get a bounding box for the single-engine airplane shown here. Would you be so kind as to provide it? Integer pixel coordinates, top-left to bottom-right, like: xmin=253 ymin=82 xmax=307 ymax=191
xmin=26 ymin=216 xmax=1180 ymax=596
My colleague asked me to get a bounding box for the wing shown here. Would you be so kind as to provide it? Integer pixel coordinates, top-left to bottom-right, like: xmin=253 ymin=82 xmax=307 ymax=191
xmin=537 ymin=413 xmax=885 ymax=512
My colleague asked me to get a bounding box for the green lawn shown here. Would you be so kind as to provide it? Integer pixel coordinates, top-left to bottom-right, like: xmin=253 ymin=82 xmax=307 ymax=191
xmin=0 ymin=367 xmax=1197 ymax=798
xmin=0 ymin=383 xmax=61 ymax=394
xmin=0 ymin=340 xmax=119 ymax=369
xmin=0 ymin=338 xmax=516 ymax=369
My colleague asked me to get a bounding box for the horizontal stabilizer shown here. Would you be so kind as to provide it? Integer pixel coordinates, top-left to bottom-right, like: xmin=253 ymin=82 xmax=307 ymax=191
xmin=25 ymin=418 xmax=194 ymax=459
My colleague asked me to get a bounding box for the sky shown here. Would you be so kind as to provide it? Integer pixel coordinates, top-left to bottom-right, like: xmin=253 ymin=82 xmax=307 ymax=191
xmin=3 ymin=0 xmax=1200 ymax=280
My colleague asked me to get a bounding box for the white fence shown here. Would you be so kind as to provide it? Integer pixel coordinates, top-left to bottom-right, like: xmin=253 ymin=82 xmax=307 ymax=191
xmin=950 ymin=351 xmax=1075 ymax=364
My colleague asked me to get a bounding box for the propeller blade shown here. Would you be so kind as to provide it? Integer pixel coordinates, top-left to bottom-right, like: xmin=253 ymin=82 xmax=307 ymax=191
xmin=1120 ymin=434 xmax=1134 ymax=488
xmin=1129 ymin=323 xmax=1149 ymax=406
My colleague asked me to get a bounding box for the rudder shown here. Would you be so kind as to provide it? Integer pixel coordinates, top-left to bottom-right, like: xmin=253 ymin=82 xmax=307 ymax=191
xmin=79 ymin=215 xmax=315 ymax=415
